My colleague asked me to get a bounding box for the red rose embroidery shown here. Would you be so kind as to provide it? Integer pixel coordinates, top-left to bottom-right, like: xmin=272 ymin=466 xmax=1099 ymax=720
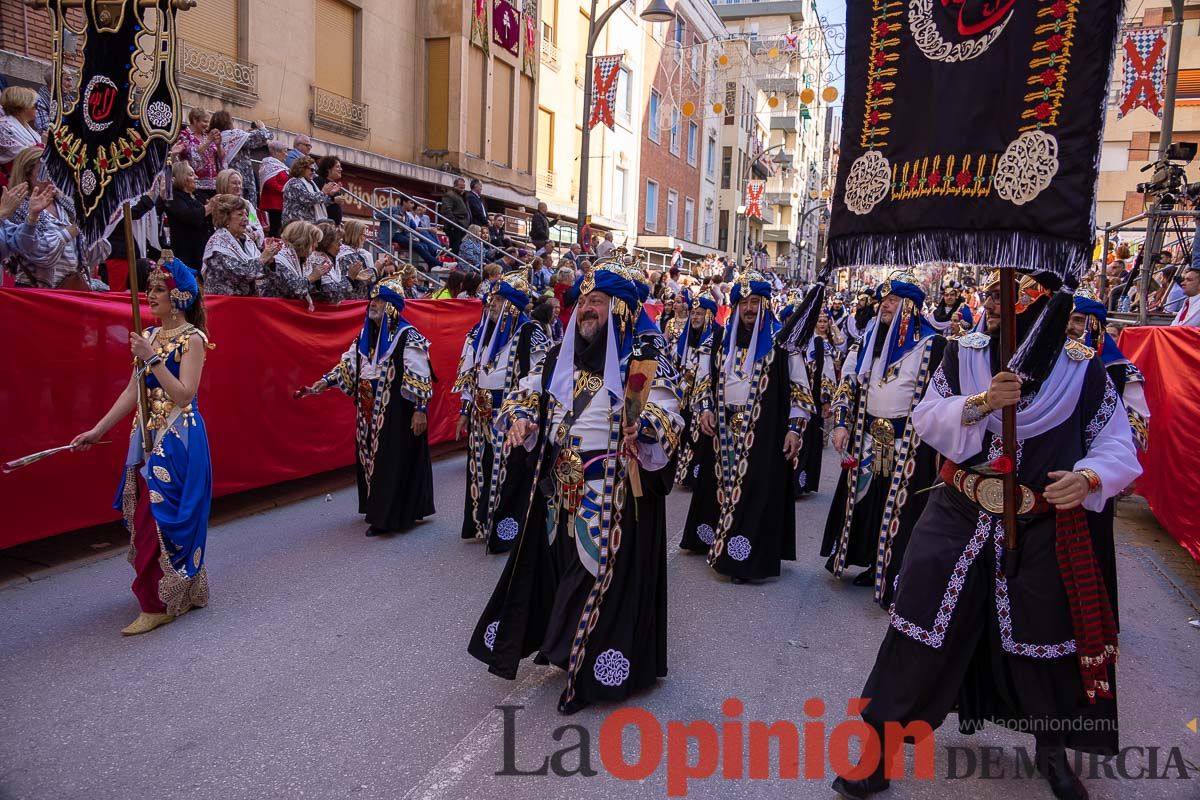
xmin=955 ymin=170 xmax=972 ymax=188
xmin=1046 ymin=34 xmax=1064 ymax=52
xmin=1040 ymin=69 xmax=1058 ymax=86
xmin=928 ymin=171 xmax=942 ymax=188
xmin=1034 ymin=102 xmax=1052 ymax=121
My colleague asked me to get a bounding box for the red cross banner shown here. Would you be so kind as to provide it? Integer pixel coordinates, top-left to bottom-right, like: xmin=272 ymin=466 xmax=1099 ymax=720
xmin=1118 ymin=26 xmax=1167 ymax=120
xmin=588 ymin=55 xmax=624 ymax=130
xmin=745 ymin=181 xmax=765 ymax=219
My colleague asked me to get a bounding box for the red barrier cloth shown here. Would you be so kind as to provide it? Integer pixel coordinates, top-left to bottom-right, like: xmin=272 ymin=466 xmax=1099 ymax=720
xmin=0 ymin=290 xmax=481 ymax=548
xmin=1118 ymin=325 xmax=1200 ymax=561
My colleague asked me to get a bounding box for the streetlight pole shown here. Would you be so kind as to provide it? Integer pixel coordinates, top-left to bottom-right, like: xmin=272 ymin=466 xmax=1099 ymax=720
xmin=794 ymin=199 xmax=827 ymax=280
xmin=577 ymin=0 xmax=675 ymax=244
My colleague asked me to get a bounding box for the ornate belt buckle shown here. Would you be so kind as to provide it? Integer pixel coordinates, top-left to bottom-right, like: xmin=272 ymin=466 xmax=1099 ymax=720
xmin=976 ymin=477 xmax=1005 ymax=514
xmin=869 ymin=417 xmax=895 ymax=447
xmin=475 ymin=388 xmax=493 ymax=419
xmin=554 ymin=447 xmax=584 ymax=513
xmin=730 ymin=411 xmax=745 ymax=430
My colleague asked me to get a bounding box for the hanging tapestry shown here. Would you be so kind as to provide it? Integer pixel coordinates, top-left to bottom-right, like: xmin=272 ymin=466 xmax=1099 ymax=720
xmin=521 ymin=0 xmax=537 ymax=76
xmin=44 ymin=0 xmax=181 ymax=249
xmin=827 ymin=0 xmax=1123 ymax=281
xmin=588 ymin=55 xmax=623 ymax=130
xmin=493 ymin=0 xmax=520 ymax=57
xmin=471 ymin=0 xmax=489 ymax=54
xmin=1118 ymin=26 xmax=1167 ymax=120
xmin=745 ymin=180 xmax=765 ymax=219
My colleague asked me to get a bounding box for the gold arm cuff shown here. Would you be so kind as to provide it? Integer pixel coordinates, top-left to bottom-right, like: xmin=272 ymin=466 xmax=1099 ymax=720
xmin=962 ymin=392 xmax=992 ymax=426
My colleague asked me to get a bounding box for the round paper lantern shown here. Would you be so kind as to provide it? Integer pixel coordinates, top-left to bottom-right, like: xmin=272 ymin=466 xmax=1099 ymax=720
xmin=768 ymin=47 xmax=779 ymax=59
xmin=822 ymin=86 xmax=839 ymax=103
xmin=682 ymin=101 xmax=695 ymax=117
xmin=713 ymin=102 xmax=724 ymax=114
xmin=800 ymin=87 xmax=816 ymax=105
xmin=718 ymin=54 xmax=729 ymax=66
xmin=767 ymin=95 xmax=779 ymax=109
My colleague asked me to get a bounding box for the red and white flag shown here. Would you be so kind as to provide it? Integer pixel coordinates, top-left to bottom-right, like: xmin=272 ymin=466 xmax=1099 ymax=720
xmin=588 ymin=55 xmax=624 ymax=130
xmin=745 ymin=181 xmax=765 ymax=219
xmin=1118 ymin=27 xmax=1167 ymax=120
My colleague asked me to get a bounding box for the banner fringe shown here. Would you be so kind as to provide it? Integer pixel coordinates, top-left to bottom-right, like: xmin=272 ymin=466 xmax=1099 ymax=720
xmin=828 ymin=229 xmax=1088 ymax=280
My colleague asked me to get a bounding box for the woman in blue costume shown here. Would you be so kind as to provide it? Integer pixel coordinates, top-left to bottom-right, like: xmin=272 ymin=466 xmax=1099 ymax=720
xmin=72 ymin=257 xmax=214 ymax=636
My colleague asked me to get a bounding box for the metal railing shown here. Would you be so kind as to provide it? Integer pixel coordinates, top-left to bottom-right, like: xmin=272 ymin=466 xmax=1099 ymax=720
xmin=340 ymin=187 xmax=465 ymax=279
xmin=310 ymin=86 xmax=370 ymax=138
xmin=372 ymin=187 xmax=498 ymax=265
xmin=541 ymin=39 xmax=559 ymax=69
xmin=177 ymin=39 xmax=259 ymax=104
xmin=361 ymin=238 xmax=445 ymax=290
xmin=1098 ymin=208 xmax=1198 ymax=325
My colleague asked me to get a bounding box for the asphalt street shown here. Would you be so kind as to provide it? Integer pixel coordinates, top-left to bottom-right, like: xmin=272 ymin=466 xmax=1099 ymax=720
xmin=1 ymin=450 xmax=1197 ymax=800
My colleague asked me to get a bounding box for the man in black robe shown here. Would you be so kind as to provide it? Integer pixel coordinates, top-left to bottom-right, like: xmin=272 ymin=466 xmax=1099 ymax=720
xmin=832 ymin=272 xmax=1142 ymax=800
xmin=794 ymin=310 xmax=839 ymax=496
xmin=668 ymin=289 xmax=721 ymax=489
xmin=928 ymin=281 xmax=975 ymax=337
xmin=454 ymin=274 xmax=549 ymax=552
xmin=680 ymin=271 xmax=812 ymax=580
xmin=307 ymin=276 xmax=435 ymax=536
xmin=468 ymin=263 xmax=682 ymax=714
xmin=821 ymin=272 xmax=945 ymax=606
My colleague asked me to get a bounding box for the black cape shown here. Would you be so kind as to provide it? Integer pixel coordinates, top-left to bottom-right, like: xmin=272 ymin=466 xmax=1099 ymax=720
xmin=349 ymin=329 xmax=435 ymax=531
xmin=461 ymin=321 xmax=542 ymax=553
xmin=681 ymin=335 xmax=796 ymax=579
xmin=820 ymin=336 xmax=945 ymax=607
xmin=862 ymin=340 xmax=1121 ymax=753
xmin=468 ymin=340 xmax=670 ymax=708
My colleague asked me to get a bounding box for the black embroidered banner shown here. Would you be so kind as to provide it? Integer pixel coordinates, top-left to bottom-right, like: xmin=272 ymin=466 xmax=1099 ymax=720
xmin=827 ymin=0 xmax=1122 ymax=279
xmin=44 ymin=0 xmax=182 ymax=248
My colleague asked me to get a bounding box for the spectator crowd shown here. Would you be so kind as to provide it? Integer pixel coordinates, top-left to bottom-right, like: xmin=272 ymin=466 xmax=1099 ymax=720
xmin=3 ymin=93 xmax=1197 ymax=330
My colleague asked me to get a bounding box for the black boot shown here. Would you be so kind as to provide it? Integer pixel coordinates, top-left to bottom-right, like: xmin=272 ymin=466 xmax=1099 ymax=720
xmin=365 ymin=526 xmax=387 ymax=537
xmin=557 ymin=693 xmax=590 ymax=716
xmin=831 ymin=721 xmax=891 ymax=798
xmin=831 ymin=774 xmax=889 ymax=798
xmin=852 ymin=568 xmax=875 ymax=587
xmin=1036 ymin=744 xmax=1088 ymax=800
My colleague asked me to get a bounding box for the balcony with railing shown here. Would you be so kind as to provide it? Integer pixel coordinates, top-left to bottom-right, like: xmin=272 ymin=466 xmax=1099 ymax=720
xmin=177 ymin=39 xmax=258 ymax=106
xmin=542 ymin=39 xmax=559 ymax=70
xmin=310 ymin=86 xmax=369 ymax=139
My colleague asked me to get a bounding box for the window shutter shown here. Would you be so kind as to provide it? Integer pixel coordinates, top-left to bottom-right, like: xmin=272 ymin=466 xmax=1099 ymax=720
xmin=177 ymin=0 xmax=238 ymax=58
xmin=315 ymin=0 xmax=355 ymax=98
